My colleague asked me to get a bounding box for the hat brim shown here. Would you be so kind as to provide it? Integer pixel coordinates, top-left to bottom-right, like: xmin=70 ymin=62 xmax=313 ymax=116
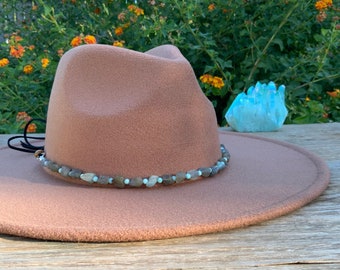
xmin=0 ymin=131 xmax=329 ymax=242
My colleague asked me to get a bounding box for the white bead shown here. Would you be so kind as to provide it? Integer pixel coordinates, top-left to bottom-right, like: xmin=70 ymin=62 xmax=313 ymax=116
xmin=80 ymin=173 xmax=97 ymax=183
xmin=146 ymin=175 xmax=158 ymax=187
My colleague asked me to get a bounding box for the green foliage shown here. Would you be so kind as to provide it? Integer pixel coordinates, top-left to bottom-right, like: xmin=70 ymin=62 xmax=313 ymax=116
xmin=0 ymin=0 xmax=339 ymax=133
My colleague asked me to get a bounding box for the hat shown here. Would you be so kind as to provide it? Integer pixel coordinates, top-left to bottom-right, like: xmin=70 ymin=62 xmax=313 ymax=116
xmin=0 ymin=44 xmax=329 ymax=242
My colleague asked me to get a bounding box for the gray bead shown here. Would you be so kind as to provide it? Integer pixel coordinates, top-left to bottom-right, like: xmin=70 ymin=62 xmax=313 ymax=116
xmin=222 ymin=157 xmax=229 ymax=163
xmin=222 ymin=148 xmax=230 ymax=159
xmin=186 ymin=170 xmax=201 ymax=180
xmin=58 ymin=166 xmax=71 ymax=177
xmin=68 ymin=169 xmax=82 ymax=178
xmin=210 ymin=166 xmax=219 ymax=176
xmin=38 ymin=155 xmax=46 ymax=165
xmin=175 ymin=172 xmax=186 ymax=183
xmin=162 ymin=174 xmax=174 ymax=185
xmin=130 ymin=177 xmax=143 ymax=187
xmin=218 ymin=158 xmax=227 ymax=165
xmin=97 ymin=175 xmax=110 ymax=185
xmin=217 ymin=161 xmax=226 ymax=171
xmin=198 ymin=167 xmax=212 ymax=177
xmin=113 ymin=176 xmax=125 ymax=188
xmin=46 ymin=161 xmax=60 ymax=172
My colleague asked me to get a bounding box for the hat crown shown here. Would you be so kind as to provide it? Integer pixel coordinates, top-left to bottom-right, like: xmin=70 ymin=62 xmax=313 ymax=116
xmin=45 ymin=44 xmax=220 ymax=179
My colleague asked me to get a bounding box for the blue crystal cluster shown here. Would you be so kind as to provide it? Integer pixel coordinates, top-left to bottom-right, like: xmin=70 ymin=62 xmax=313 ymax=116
xmin=225 ymin=81 xmax=288 ymax=132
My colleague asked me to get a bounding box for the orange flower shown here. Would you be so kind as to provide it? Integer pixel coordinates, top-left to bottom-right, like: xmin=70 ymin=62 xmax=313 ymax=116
xmin=134 ymin=7 xmax=144 ymax=16
xmin=113 ymin=40 xmax=124 ymax=47
xmin=32 ymin=4 xmax=38 ymax=11
xmin=199 ymin=74 xmax=213 ymax=84
xmin=315 ymin=0 xmax=332 ymax=10
xmin=115 ymin=27 xmax=124 ymax=36
xmin=199 ymin=74 xmax=224 ymax=89
xmin=12 ymin=35 xmax=23 ymax=42
xmin=323 ymin=0 xmax=333 ymax=7
xmin=0 ymin=58 xmax=9 ymax=67
xmin=84 ymin=35 xmax=97 ymax=44
xmin=57 ymin=48 xmax=64 ymax=57
xmin=211 ymin=76 xmax=224 ymax=89
xmin=16 ymin=112 xmax=32 ymax=122
xmin=26 ymin=123 xmax=37 ymax=133
xmin=41 ymin=58 xmax=49 ymax=68
xmin=127 ymin=4 xmax=136 ymax=12
xmin=327 ymin=89 xmax=340 ymax=98
xmin=208 ymin=3 xmax=216 ymax=11
xmin=127 ymin=4 xmax=144 ymax=16
xmin=23 ymin=64 xmax=34 ymax=74
xmin=10 ymin=45 xmax=25 ymax=58
xmin=16 ymin=112 xmax=36 ymax=132
xmin=70 ymin=36 xmax=82 ymax=47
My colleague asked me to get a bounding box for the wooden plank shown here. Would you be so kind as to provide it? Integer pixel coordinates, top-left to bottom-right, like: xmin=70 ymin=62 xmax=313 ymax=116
xmin=0 ymin=123 xmax=339 ymax=269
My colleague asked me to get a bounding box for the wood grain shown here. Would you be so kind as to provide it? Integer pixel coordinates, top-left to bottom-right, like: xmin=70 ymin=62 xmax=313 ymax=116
xmin=0 ymin=123 xmax=339 ymax=269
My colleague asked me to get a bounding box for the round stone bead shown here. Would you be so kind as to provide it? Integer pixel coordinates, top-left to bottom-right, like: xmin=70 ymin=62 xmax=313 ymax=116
xmin=130 ymin=177 xmax=143 ymax=187
xmin=146 ymin=175 xmax=158 ymax=187
xmin=38 ymin=155 xmax=46 ymax=165
xmin=97 ymin=175 xmax=111 ymax=185
xmin=222 ymin=148 xmax=230 ymax=159
xmin=58 ymin=166 xmax=71 ymax=177
xmin=39 ymin=157 xmax=46 ymax=167
xmin=199 ymin=167 xmax=212 ymax=177
xmin=217 ymin=161 xmax=226 ymax=171
xmin=222 ymin=157 xmax=229 ymax=163
xmin=210 ymin=166 xmax=219 ymax=176
xmin=46 ymin=160 xmax=60 ymax=172
xmin=162 ymin=174 xmax=175 ymax=185
xmin=175 ymin=172 xmax=186 ymax=183
xmin=113 ymin=176 xmax=125 ymax=188
xmin=68 ymin=169 xmax=82 ymax=178
xmin=218 ymin=158 xmax=227 ymax=165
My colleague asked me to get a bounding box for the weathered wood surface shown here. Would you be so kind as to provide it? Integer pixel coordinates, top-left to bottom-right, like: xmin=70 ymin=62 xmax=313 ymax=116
xmin=0 ymin=123 xmax=339 ymax=269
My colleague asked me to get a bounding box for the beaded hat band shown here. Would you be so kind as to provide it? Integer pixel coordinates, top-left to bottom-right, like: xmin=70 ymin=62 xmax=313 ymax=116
xmin=34 ymin=144 xmax=230 ymax=188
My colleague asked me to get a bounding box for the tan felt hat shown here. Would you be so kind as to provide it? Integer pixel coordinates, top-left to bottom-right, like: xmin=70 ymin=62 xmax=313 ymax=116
xmin=0 ymin=44 xmax=329 ymax=242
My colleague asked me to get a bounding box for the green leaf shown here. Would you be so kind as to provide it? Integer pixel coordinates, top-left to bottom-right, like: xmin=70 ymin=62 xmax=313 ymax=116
xmin=272 ymin=38 xmax=284 ymax=51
